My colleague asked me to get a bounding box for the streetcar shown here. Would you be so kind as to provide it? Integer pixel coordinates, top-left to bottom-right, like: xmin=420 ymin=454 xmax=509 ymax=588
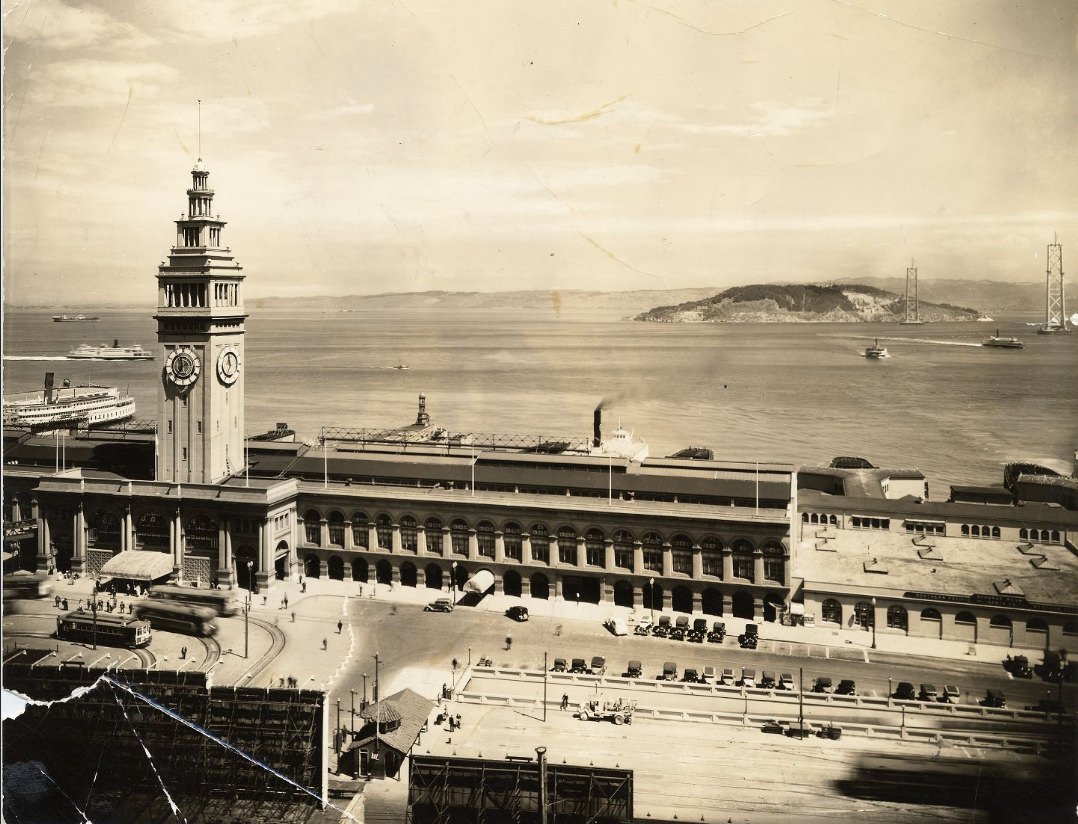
xmin=3 ymin=571 xmax=52 ymax=615
xmin=55 ymin=610 xmax=151 ymax=648
xmin=146 ymin=584 xmax=237 ymax=616
xmin=132 ymin=600 xmax=218 ymax=636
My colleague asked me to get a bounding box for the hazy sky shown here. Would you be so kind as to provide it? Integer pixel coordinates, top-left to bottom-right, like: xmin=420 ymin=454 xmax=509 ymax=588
xmin=3 ymin=0 xmax=1076 ymax=304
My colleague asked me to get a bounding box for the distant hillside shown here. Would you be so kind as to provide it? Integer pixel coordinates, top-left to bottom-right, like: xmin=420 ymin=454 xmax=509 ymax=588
xmin=634 ymin=284 xmax=981 ymax=323
xmin=833 ymin=277 xmax=1043 ymax=314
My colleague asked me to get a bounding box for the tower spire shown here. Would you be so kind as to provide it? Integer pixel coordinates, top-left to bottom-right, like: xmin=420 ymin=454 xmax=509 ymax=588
xmin=197 ymin=99 xmax=202 ymax=158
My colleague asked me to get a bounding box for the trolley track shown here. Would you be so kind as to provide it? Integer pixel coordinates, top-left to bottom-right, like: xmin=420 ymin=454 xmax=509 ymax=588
xmin=237 ymin=615 xmax=287 ymax=684
xmin=198 ymin=633 xmax=222 ymax=669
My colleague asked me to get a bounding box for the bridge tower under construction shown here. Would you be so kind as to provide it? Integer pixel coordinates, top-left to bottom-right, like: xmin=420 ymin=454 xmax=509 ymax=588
xmin=901 ymin=259 xmax=924 ymax=324
xmin=1039 ymin=236 xmax=1070 ymax=334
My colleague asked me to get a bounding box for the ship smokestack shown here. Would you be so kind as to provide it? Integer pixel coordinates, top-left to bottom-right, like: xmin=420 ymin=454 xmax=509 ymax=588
xmin=593 ymin=406 xmax=602 ymax=447
xmin=416 ymin=393 xmax=430 ymax=427
xmin=44 ymin=372 xmax=55 ymax=404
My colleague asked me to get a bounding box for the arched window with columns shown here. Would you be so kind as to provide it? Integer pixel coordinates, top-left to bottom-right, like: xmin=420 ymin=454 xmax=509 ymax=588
xmin=530 ymin=524 xmax=550 ymax=565
xmin=425 ymin=517 xmax=443 ymax=555
xmin=557 ymin=527 xmax=577 ymax=565
xmin=303 ymin=509 xmax=321 ymax=546
xmin=376 ymin=515 xmax=392 ymax=550
xmin=503 ymin=522 xmax=522 ymax=561
xmin=671 ymin=534 xmax=692 ymax=575
xmin=327 ymin=511 xmax=345 ymax=547
xmin=641 ymin=531 xmax=663 ymax=572
xmin=351 ymin=512 xmax=368 ymax=548
xmin=450 ymin=519 xmax=469 ymax=556
xmin=476 ymin=521 xmax=495 ymax=558
xmin=585 ymin=529 xmax=605 ymax=567
xmin=762 ymin=541 xmax=785 ymax=583
xmin=613 ymin=530 xmax=633 ymax=569
xmin=732 ymin=539 xmax=754 ymax=581
xmin=400 ymin=515 xmax=418 ymax=553
xmin=701 ymin=536 xmax=722 ymax=577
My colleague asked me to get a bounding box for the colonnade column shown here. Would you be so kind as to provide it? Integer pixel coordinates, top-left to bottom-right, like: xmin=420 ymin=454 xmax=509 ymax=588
xmin=632 ymin=541 xmax=644 ymax=576
xmin=753 ymin=549 xmax=764 ymax=585
xmin=320 ymin=519 xmax=330 ymax=549
xmin=417 ymin=526 xmax=428 ymax=555
xmin=576 ymin=536 xmax=586 ymax=568
xmin=126 ymin=507 xmax=135 ymax=554
xmin=691 ymin=545 xmax=703 ymax=579
xmin=257 ymin=518 xmax=273 ymax=590
xmin=368 ymin=523 xmax=378 ymax=551
xmin=722 ymin=547 xmax=733 ymax=581
xmin=661 ymin=543 xmax=673 ymax=577
xmin=467 ymin=529 xmax=479 ymax=561
xmin=36 ymin=500 xmax=52 ymax=571
xmin=344 ymin=522 xmax=354 ymax=551
xmin=74 ymin=506 xmax=86 ymax=569
xmin=522 ymin=533 xmax=532 ymax=565
xmin=442 ymin=527 xmax=451 ymax=558
xmin=217 ymin=519 xmax=234 ymax=589
xmin=494 ymin=531 xmax=505 ymax=563
xmin=172 ymin=508 xmax=183 ymax=576
xmin=604 ymin=539 xmax=614 ymax=572
xmin=391 ymin=524 xmax=402 ymax=554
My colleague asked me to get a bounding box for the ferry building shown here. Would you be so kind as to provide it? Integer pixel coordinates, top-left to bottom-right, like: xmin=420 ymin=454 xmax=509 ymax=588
xmin=4 ymin=157 xmax=1077 ymax=644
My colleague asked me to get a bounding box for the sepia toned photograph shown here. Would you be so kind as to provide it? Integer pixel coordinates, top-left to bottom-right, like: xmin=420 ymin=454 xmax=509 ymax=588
xmin=2 ymin=2 xmax=1076 ymax=822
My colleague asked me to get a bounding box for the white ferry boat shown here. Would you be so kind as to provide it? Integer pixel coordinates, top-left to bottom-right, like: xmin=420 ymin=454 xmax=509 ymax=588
xmin=982 ymin=330 xmax=1025 ymax=349
xmin=865 ymin=339 xmax=889 ymax=359
xmin=52 ymin=314 xmax=99 ymax=322
xmin=3 ymin=377 xmax=136 ymax=430
xmin=68 ymin=341 xmax=154 ymax=360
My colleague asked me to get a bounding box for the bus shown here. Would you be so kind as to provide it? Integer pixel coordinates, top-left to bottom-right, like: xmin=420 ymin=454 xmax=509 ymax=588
xmin=3 ymin=571 xmax=52 ymax=600
xmin=146 ymin=584 xmax=237 ymax=616
xmin=56 ymin=610 xmax=151 ymax=648
xmin=132 ymin=600 xmax=217 ymax=636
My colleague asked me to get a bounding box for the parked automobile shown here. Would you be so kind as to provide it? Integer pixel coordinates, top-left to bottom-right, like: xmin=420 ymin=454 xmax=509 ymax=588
xmin=702 ymin=665 xmax=716 ymax=682
xmin=682 ymin=667 xmax=703 ymax=683
xmin=740 ymin=668 xmax=757 ymax=688
xmin=590 ymin=656 xmax=607 ymax=675
xmin=675 ymin=616 xmax=690 ymax=634
xmin=941 ymin=685 xmax=961 ymax=704
xmin=707 ymin=621 xmax=726 ymax=643
xmin=424 ymin=598 xmax=454 ymax=613
xmin=918 ymin=684 xmax=939 ymax=702
xmin=893 ymin=681 xmax=917 ymax=700
xmin=652 ymin=616 xmax=672 ymax=638
xmin=660 ymin=661 xmax=678 ymax=681
xmin=693 ymin=618 xmax=708 ymax=634
xmin=634 ymin=615 xmax=653 ymax=634
xmin=626 ymin=660 xmax=642 ymax=678
xmin=551 ymin=657 xmax=567 ymax=672
xmin=761 ymin=718 xmax=786 ymax=735
xmin=760 ymin=671 xmax=776 ymax=689
xmin=1004 ymin=654 xmax=1033 ymax=678
xmin=778 ymin=672 xmax=796 ymax=691
xmin=719 ymin=667 xmax=735 ymax=686
xmin=981 ymin=689 xmax=1006 ymax=708
xmin=687 ymin=628 xmax=705 ymax=643
xmin=506 ymin=606 xmax=529 ymax=622
xmin=569 ymin=658 xmax=589 ymax=674
xmin=738 ymin=624 xmax=759 ymax=649
xmin=812 ymin=676 xmax=833 ymax=694
xmin=602 ymin=617 xmax=627 ymax=636
xmin=836 ymin=679 xmax=856 ymax=696
xmin=669 ymin=627 xmax=686 ymax=641
xmin=1041 ymin=651 xmax=1064 ymax=682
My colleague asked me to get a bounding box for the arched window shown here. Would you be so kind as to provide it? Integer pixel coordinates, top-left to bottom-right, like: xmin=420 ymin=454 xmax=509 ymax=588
xmin=503 ymin=522 xmax=522 ymax=562
xmin=1051 ymin=530 xmax=1061 ymax=543
xmin=400 ymin=515 xmax=418 ymax=553
xmin=1019 ymin=528 xmax=1028 ymax=540
xmin=376 ymin=514 xmax=392 ymax=550
xmin=802 ymin=512 xmax=809 ymax=523
xmin=303 ymin=509 xmax=321 ymax=546
xmin=425 ymin=517 xmax=443 ymax=555
xmin=476 ymin=521 xmax=495 ymax=558
xmin=810 ymin=513 xmax=819 ymax=524
xmin=961 ymin=524 xmax=970 ymax=537
xmin=450 ymin=519 xmax=469 ymax=556
xmin=530 ymin=524 xmax=550 ymax=565
xmin=821 ymin=598 xmax=842 ymax=624
xmin=989 ymin=614 xmax=1012 ymax=629
xmin=351 ymin=513 xmax=369 ymax=548
xmin=135 ymin=511 xmax=169 ymax=550
xmin=613 ymin=529 xmax=633 ymax=570
xmin=585 ymin=529 xmax=605 ymax=567
xmin=641 ymin=531 xmax=663 ymax=572
xmin=854 ymin=601 xmax=873 ymax=628
xmin=89 ymin=510 xmax=121 ymax=547
xmin=701 ymin=536 xmax=722 ymax=577
xmin=971 ymin=525 xmax=980 ymax=537
xmin=327 ymin=511 xmax=345 ymax=547
xmin=762 ymin=541 xmax=785 ymax=583
xmin=920 ymin=608 xmax=942 ymax=621
xmin=184 ymin=515 xmax=217 ymax=551
xmin=557 ymin=527 xmax=577 ymax=565
xmin=886 ymin=605 xmax=908 ymax=631
xmin=1063 ymin=620 xmax=1078 ymax=636
xmin=991 ymin=526 xmax=1000 ymax=539
xmin=955 ymin=611 xmax=976 ymax=625
xmin=829 ymin=515 xmax=838 ymax=525
xmin=732 ymin=539 xmax=754 ymax=581
xmin=1026 ymin=618 xmax=1048 ymax=633
xmin=671 ymin=534 xmax=693 ymax=575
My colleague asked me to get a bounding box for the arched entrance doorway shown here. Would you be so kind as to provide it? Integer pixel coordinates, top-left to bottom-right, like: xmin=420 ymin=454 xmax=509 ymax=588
xmin=327 ymin=556 xmax=344 ymax=581
xmin=304 ymin=554 xmax=321 ymax=579
xmin=763 ymin=594 xmax=784 ymax=622
xmin=530 ymin=573 xmax=549 ymax=600
xmin=672 ymin=585 xmax=693 ymax=614
xmin=351 ymin=558 xmax=368 ymax=583
xmin=275 ymin=556 xmax=288 ymax=581
xmin=424 ymin=564 xmax=443 ymax=590
xmin=236 ymin=549 xmax=257 ymax=591
xmin=642 ymin=581 xmax=664 ymax=611
xmin=732 ymin=590 xmax=754 ymax=619
xmin=561 ymin=575 xmax=600 ymax=605
xmin=613 ymin=580 xmax=634 ymax=608
xmin=452 ymin=564 xmax=469 ymax=592
xmin=503 ymin=569 xmax=522 ymax=598
xmin=702 ymin=588 xmax=723 ymax=616
xmin=400 ymin=561 xmax=417 ymax=588
xmin=376 ymin=559 xmax=392 ymax=585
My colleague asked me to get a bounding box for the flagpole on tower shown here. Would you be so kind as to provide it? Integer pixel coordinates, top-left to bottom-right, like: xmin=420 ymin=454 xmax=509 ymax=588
xmin=197 ymin=99 xmax=201 ymax=157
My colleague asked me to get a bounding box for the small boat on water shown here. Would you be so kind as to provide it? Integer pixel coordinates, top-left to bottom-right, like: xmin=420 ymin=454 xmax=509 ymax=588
xmin=982 ymin=330 xmax=1024 ymax=349
xmin=3 ymin=374 xmax=136 ymax=430
xmin=392 ymin=364 xmax=409 ymax=370
xmin=865 ymin=339 xmax=889 ymax=359
xmin=68 ymin=340 xmax=154 ymax=361
xmin=53 ymin=314 xmax=99 ymax=322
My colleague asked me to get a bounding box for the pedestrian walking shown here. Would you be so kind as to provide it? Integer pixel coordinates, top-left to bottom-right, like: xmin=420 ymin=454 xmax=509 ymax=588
xmin=180 ymin=646 xmax=187 ymax=660
xmin=54 ymin=595 xmax=61 ymax=608
xmin=262 ymin=595 xmax=268 ymax=607
xmin=337 ymin=620 xmax=343 ymax=634
xmin=505 ymin=635 xmax=512 ymax=651
xmin=77 ymin=599 xmax=84 ymax=611
xmin=301 ymin=581 xmax=307 ymax=593
xmin=561 ymin=693 xmax=569 ymax=710
xmin=283 ymin=594 xmax=288 ymax=609
xmin=322 ymin=637 xmax=328 ymax=651
xmin=62 ymin=598 xmax=69 ymax=610
xmin=291 ymin=611 xmax=296 ymax=623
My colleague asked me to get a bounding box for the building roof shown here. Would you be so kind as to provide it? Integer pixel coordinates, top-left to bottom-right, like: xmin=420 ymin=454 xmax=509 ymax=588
xmin=798 ymin=466 xmax=925 ymax=498
xmin=797 ymin=528 xmax=1078 ymax=611
xmin=347 ymin=688 xmax=434 ymax=756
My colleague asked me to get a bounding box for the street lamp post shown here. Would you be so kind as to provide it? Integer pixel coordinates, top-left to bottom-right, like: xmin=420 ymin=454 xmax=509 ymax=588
xmin=451 ymin=561 xmax=457 ymax=601
xmin=350 ymin=688 xmax=356 ymax=720
xmin=243 ymin=602 xmax=250 ymax=659
xmin=362 ymin=673 xmax=368 ymax=709
xmin=648 ymin=577 xmax=655 ymax=624
xmin=870 ymin=596 xmax=877 ymax=650
xmin=888 ymin=676 xmax=892 ymax=707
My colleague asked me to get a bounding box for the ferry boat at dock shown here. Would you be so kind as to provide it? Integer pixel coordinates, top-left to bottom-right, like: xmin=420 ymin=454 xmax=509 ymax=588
xmin=52 ymin=314 xmax=99 ymax=322
xmin=68 ymin=341 xmax=154 ymax=361
xmin=865 ymin=339 xmax=889 ymax=359
xmin=982 ymin=330 xmax=1025 ymax=349
xmin=3 ymin=375 xmax=136 ymax=430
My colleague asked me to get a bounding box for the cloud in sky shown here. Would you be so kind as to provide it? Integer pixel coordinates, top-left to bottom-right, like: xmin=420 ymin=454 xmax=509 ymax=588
xmin=2 ymin=0 xmax=1077 ymax=304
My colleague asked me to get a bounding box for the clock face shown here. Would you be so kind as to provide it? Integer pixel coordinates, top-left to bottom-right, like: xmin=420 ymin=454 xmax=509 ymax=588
xmin=164 ymin=347 xmax=201 ymax=389
xmin=217 ymin=347 xmax=241 ymax=385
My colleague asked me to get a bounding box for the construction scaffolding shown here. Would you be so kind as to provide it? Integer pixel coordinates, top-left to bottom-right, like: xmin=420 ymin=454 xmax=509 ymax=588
xmin=3 ymin=655 xmax=328 ymax=822
xmin=901 ymin=259 xmax=923 ymax=324
xmin=407 ymin=753 xmax=632 ymax=824
xmin=1040 ymin=236 xmax=1069 ymax=334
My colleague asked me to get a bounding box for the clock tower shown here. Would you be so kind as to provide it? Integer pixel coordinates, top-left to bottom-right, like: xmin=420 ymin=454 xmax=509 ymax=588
xmin=155 ymin=158 xmax=246 ymax=484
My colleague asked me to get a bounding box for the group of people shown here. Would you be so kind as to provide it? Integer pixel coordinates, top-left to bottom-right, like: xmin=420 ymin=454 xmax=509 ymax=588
xmin=59 ymin=595 xmax=132 ymax=616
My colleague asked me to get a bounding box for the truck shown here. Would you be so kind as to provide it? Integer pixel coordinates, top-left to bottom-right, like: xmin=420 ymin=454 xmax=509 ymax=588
xmin=577 ymin=696 xmax=636 ymax=725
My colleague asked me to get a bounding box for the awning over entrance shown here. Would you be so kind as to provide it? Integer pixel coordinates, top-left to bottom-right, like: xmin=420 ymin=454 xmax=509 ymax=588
xmin=789 ymin=603 xmax=805 ymax=616
xmin=100 ymin=551 xmax=174 ymax=582
xmin=464 ymin=569 xmax=495 ymax=595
